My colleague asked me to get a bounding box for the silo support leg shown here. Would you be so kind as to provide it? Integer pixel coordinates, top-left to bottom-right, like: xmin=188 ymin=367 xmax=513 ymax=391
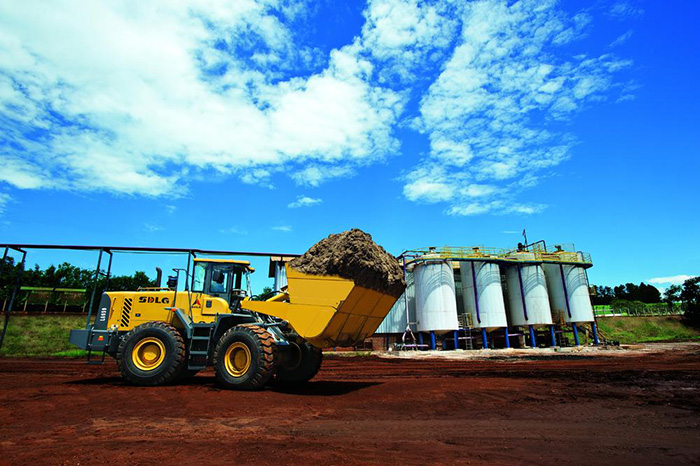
xmin=429 ymin=331 xmax=436 ymax=350
xmin=592 ymin=322 xmax=599 ymax=346
xmin=504 ymin=327 xmax=510 ymax=348
xmin=453 ymin=330 xmax=459 ymax=350
xmin=529 ymin=325 xmax=537 ymax=348
xmin=418 ymin=332 xmax=424 ymax=348
xmin=572 ymin=324 xmax=580 ymax=346
xmin=550 ymin=325 xmax=557 ymax=347
xmin=481 ymin=329 xmax=488 ymax=349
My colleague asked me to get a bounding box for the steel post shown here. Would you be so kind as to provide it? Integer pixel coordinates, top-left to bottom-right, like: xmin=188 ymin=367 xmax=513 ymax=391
xmin=453 ymin=330 xmax=459 ymax=350
xmin=470 ymin=261 xmax=481 ymax=324
xmin=86 ymin=249 xmax=104 ymax=327
xmin=481 ymin=328 xmax=488 ymax=349
xmin=0 ymin=249 xmax=26 ymax=351
xmin=103 ymin=251 xmax=113 ymax=291
xmin=504 ymin=327 xmax=510 ymax=348
xmin=517 ymin=265 xmax=529 ymax=321
xmin=550 ymin=325 xmax=557 ymax=347
xmin=529 ymin=325 xmax=537 ymax=348
xmin=418 ymin=332 xmax=424 ymax=348
xmin=429 ymin=331 xmax=436 ymax=350
xmin=572 ymin=323 xmax=580 ymax=346
xmin=592 ymin=321 xmax=599 ymax=345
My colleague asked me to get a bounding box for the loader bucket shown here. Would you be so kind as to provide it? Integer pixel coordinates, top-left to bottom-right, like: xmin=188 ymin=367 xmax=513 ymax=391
xmin=242 ymin=266 xmax=400 ymax=348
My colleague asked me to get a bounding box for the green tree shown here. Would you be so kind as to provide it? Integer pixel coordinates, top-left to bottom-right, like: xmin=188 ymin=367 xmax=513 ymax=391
xmin=680 ymin=277 xmax=700 ymax=327
xmin=663 ymin=284 xmax=682 ymax=303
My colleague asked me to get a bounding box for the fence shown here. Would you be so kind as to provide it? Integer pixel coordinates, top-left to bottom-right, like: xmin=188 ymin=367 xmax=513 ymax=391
xmin=594 ymin=302 xmax=684 ymax=318
xmin=1 ymin=287 xmax=87 ymax=314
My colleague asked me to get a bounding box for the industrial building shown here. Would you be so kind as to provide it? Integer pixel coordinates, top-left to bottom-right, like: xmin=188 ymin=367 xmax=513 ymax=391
xmin=373 ymin=242 xmax=598 ymax=350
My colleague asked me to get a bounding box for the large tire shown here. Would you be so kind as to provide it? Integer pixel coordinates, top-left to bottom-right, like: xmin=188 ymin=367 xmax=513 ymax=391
xmin=276 ymin=341 xmax=322 ymax=384
xmin=117 ymin=321 xmax=186 ymax=386
xmin=213 ymin=325 xmax=277 ymax=390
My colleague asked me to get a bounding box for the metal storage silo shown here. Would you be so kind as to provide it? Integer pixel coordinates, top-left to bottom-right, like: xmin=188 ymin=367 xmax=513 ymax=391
xmin=414 ymin=260 xmax=459 ymax=334
xmin=273 ymin=261 xmax=287 ymax=291
xmin=543 ymin=263 xmax=594 ymax=324
xmin=376 ymin=271 xmax=415 ymax=334
xmin=504 ymin=254 xmax=553 ymax=328
xmin=459 ymin=261 xmax=507 ymax=330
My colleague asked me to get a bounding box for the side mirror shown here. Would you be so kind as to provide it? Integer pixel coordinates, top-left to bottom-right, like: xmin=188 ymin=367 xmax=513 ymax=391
xmin=212 ymin=270 xmax=224 ymax=284
xmin=167 ymin=275 xmax=178 ymax=289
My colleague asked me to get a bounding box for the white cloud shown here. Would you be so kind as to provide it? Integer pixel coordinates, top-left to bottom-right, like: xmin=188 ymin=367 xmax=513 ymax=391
xmin=290 ymin=164 xmax=355 ymax=187
xmin=401 ymin=0 xmax=630 ymax=214
xmin=0 ymin=193 xmax=11 ymax=214
xmin=272 ymin=225 xmax=292 ymax=232
xmin=143 ymin=223 xmax=163 ymax=233
xmin=0 ymin=0 xmax=633 ymax=217
xmin=219 ymin=226 xmax=247 ymax=235
xmin=608 ymin=2 xmax=644 ymax=20
xmin=288 ymin=195 xmax=322 ymax=208
xmin=165 ymin=205 xmax=177 ymax=214
xmin=648 ymin=275 xmax=696 ymax=286
xmin=0 ymin=1 xmax=402 ymax=196
xmin=610 ymin=30 xmax=633 ymax=47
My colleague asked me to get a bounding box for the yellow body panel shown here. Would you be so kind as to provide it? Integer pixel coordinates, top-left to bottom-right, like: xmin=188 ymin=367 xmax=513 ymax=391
xmin=242 ymin=266 xmax=400 ymax=347
xmin=105 ymin=291 xmax=229 ymax=331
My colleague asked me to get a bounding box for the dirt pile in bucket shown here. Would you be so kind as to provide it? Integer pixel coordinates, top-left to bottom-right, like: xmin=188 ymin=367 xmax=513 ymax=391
xmin=289 ymin=229 xmax=406 ymax=297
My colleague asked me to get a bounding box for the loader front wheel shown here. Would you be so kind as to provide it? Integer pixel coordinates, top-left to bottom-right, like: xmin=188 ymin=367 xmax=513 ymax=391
xmin=276 ymin=341 xmax=322 ymax=384
xmin=213 ymin=325 xmax=276 ymax=390
xmin=117 ymin=322 xmax=186 ymax=386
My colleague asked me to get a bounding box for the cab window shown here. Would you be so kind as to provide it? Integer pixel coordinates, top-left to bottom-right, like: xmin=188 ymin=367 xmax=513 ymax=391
xmin=192 ymin=263 xmax=206 ymax=292
xmin=209 ymin=264 xmax=230 ymax=294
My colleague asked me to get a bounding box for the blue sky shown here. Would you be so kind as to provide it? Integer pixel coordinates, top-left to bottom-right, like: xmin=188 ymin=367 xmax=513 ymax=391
xmin=0 ymin=0 xmax=698 ymax=292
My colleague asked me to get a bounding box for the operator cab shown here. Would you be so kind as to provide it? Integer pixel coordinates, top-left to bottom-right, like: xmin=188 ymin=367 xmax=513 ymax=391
xmin=191 ymin=258 xmax=254 ymax=307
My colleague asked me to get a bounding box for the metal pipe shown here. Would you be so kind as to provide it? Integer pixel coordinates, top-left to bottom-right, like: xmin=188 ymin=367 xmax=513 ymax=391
xmin=85 ymin=249 xmax=103 ymax=328
xmin=550 ymin=325 xmax=557 ymax=347
xmin=572 ymin=323 xmax=580 ymax=346
xmin=504 ymin=327 xmax=510 ymax=348
xmin=592 ymin=322 xmax=599 ymax=345
xmin=402 ymin=255 xmax=410 ymax=333
xmin=481 ymin=328 xmax=488 ymax=349
xmin=0 ymin=249 xmax=26 ymax=351
xmin=0 ymin=243 xmax=300 ymax=258
xmin=103 ymin=251 xmax=113 ymax=292
xmin=470 ymin=261 xmax=481 ymax=324
xmin=155 ymin=267 xmax=163 ymax=287
xmin=517 ymin=265 xmax=529 ymax=321
xmin=559 ymin=263 xmax=572 ymax=319
xmin=529 ymin=325 xmax=537 ymax=348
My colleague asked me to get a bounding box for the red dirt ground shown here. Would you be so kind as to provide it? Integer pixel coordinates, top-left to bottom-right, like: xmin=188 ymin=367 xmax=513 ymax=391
xmin=1 ymin=345 xmax=699 ymax=466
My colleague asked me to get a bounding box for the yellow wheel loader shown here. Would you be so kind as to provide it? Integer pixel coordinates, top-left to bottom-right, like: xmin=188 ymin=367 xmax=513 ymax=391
xmin=70 ymin=258 xmax=399 ymax=390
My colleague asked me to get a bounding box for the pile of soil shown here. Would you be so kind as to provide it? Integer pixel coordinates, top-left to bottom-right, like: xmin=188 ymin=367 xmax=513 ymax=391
xmin=290 ymin=229 xmax=406 ymax=297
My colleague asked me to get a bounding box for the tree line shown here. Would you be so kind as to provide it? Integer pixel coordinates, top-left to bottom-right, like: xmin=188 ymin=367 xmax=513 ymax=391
xmin=0 ymin=257 xmax=156 ymax=305
xmin=594 ymin=277 xmax=700 ymax=327
xmin=591 ymin=282 xmax=662 ymax=305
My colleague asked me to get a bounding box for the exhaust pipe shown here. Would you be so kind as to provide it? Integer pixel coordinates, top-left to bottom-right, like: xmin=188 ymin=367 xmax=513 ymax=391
xmin=155 ymin=267 xmax=162 ymax=287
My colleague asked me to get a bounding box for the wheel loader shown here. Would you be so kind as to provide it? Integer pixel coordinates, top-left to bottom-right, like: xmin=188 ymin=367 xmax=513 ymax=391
xmin=69 ymin=258 xmax=400 ymax=389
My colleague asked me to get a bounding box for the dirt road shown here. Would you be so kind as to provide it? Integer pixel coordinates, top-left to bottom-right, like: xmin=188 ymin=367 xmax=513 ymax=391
xmin=1 ymin=344 xmax=699 ymax=465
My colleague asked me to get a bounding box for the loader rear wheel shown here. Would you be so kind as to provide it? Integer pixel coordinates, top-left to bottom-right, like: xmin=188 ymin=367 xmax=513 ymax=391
xmin=213 ymin=325 xmax=277 ymax=390
xmin=276 ymin=341 xmax=322 ymax=384
xmin=117 ymin=322 xmax=186 ymax=386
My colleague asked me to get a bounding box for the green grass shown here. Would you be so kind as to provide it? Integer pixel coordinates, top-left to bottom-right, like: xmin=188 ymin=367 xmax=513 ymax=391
xmin=597 ymin=315 xmax=700 ymax=344
xmin=0 ymin=314 xmax=87 ymax=357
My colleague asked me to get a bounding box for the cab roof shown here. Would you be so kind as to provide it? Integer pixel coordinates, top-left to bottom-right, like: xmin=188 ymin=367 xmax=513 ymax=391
xmin=193 ymin=257 xmax=253 ymax=270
